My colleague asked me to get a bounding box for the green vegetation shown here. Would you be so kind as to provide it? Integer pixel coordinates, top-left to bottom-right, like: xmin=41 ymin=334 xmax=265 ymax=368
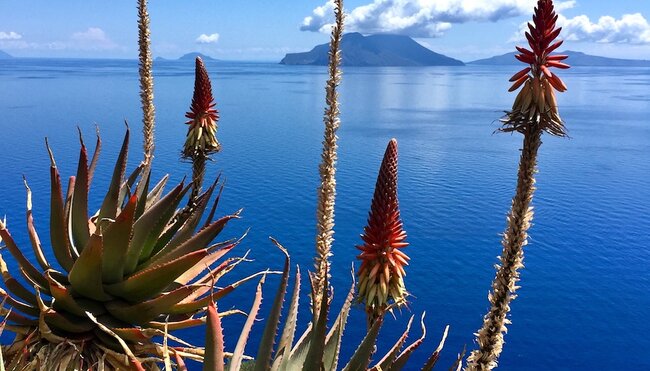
xmin=0 ymin=0 xmax=568 ymax=370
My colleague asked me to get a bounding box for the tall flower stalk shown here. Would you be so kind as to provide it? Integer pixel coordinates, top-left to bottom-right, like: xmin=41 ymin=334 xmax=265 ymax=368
xmin=138 ymin=0 xmax=156 ymax=165
xmin=357 ymin=139 xmax=410 ymax=326
xmin=183 ymin=57 xmax=221 ymax=202
xmin=313 ymin=0 xmax=344 ymax=314
xmin=466 ymin=1 xmax=569 ymax=369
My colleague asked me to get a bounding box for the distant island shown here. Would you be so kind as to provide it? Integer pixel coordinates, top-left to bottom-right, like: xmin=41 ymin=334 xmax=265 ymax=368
xmin=0 ymin=50 xmax=12 ymax=59
xmin=281 ymin=33 xmax=464 ymax=67
xmin=469 ymin=50 xmax=650 ymax=67
xmin=156 ymin=52 xmax=217 ymax=62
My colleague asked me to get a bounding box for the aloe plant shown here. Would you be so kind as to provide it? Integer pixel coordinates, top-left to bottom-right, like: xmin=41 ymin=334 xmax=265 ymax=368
xmin=466 ymin=1 xmax=569 ymax=369
xmin=0 ymin=128 xmax=251 ymax=370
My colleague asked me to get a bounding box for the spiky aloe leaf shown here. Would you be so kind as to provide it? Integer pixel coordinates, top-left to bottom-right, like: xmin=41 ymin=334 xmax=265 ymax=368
xmin=23 ymin=178 xmax=50 ymax=271
xmin=145 ymin=213 xmax=238 ymax=269
xmin=125 ymin=181 xmax=188 ymax=274
xmin=323 ymin=275 xmax=356 ymax=371
xmin=304 ymin=267 xmax=330 ymax=371
xmin=390 ymin=313 xmax=428 ymax=370
xmin=271 ymin=266 xmax=301 ymax=371
xmin=284 ymin=324 xmax=312 ymax=369
xmin=71 ymin=133 xmax=91 ymax=251
xmin=230 ymin=276 xmax=265 ymax=371
xmin=0 ymin=288 xmax=38 ymax=317
xmin=46 ymin=140 xmax=74 ymax=271
xmin=341 ymin=316 xmax=384 ymax=371
xmin=97 ymin=128 xmax=130 ymax=223
xmin=0 ymin=225 xmax=48 ymax=291
xmin=421 ymin=325 xmax=449 ymax=371
xmin=0 ymin=255 xmax=37 ymax=306
xmin=117 ymin=163 xmax=144 ymax=210
xmin=105 ymin=285 xmax=198 ymax=325
xmin=45 ymin=271 xmax=85 ymax=316
xmin=369 ymin=316 xmax=414 ymax=371
xmin=254 ymin=239 xmax=290 ymax=371
xmin=106 ymin=249 xmax=208 ymax=302
xmin=156 ymin=180 xmax=219 ymax=256
xmin=175 ymin=234 xmax=244 ymax=285
xmin=68 ymin=233 xmax=113 ymax=301
xmin=43 ymin=309 xmax=94 ymax=334
xmin=203 ymin=301 xmax=225 ymax=371
xmin=102 ymin=194 xmax=138 ymax=284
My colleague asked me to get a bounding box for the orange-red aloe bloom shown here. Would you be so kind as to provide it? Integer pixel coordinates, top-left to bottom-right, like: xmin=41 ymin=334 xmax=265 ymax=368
xmin=503 ymin=0 xmax=569 ymax=137
xmin=357 ymin=139 xmax=409 ymax=322
xmin=183 ymin=56 xmax=220 ymax=157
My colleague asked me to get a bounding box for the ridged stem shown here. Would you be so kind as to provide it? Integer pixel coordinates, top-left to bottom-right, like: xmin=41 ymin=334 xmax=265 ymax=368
xmin=190 ymin=152 xmax=207 ymax=205
xmin=466 ymin=128 xmax=542 ymax=371
xmin=313 ymin=0 xmax=344 ymax=314
xmin=138 ymin=0 xmax=156 ymax=166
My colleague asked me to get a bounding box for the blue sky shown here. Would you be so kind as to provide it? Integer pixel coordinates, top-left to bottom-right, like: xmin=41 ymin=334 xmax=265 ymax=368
xmin=1 ymin=0 xmax=649 ymax=62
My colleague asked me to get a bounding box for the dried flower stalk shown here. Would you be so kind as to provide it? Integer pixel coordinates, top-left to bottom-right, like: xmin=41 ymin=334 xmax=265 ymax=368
xmin=138 ymin=0 xmax=156 ymax=165
xmin=313 ymin=0 xmax=344 ymax=314
xmin=466 ymin=1 xmax=569 ymax=369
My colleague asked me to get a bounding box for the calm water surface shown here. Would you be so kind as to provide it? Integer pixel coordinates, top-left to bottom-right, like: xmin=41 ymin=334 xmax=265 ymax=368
xmin=0 ymin=58 xmax=649 ymax=370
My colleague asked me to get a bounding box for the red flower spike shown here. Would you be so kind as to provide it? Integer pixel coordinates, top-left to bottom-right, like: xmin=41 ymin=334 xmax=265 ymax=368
xmin=183 ymin=57 xmax=221 ymax=157
xmin=501 ymin=0 xmax=570 ymax=137
xmin=357 ymin=139 xmax=409 ymax=321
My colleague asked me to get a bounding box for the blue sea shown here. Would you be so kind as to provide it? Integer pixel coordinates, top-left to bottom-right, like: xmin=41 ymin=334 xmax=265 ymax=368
xmin=0 ymin=58 xmax=649 ymax=370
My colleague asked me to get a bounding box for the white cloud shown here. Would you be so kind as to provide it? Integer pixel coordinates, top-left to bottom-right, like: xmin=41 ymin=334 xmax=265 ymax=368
xmin=0 ymin=31 xmax=22 ymax=40
xmin=69 ymin=27 xmax=119 ymax=50
xmin=511 ymin=13 xmax=650 ymax=44
xmin=562 ymin=13 xmax=650 ymax=44
xmin=301 ymin=0 xmax=576 ymax=37
xmin=196 ymin=33 xmax=220 ymax=44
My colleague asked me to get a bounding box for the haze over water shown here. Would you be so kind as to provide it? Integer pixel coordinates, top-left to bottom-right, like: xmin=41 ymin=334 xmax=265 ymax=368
xmin=0 ymin=58 xmax=648 ymax=369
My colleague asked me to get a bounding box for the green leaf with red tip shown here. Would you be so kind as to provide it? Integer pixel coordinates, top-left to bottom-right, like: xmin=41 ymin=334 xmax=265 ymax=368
xmin=304 ymin=269 xmax=330 ymax=371
xmin=106 ymin=249 xmax=208 ymax=302
xmin=174 ymin=235 xmax=243 ymax=285
xmin=370 ymin=316 xmax=414 ymax=371
xmin=102 ymin=194 xmax=138 ymax=284
xmin=155 ymin=181 xmax=218 ymax=257
xmin=24 ymin=179 xmax=50 ymax=271
xmin=45 ymin=271 xmax=85 ymax=316
xmin=98 ymin=129 xmax=130 ymax=223
xmin=125 ymin=181 xmax=187 ymax=275
xmin=145 ymin=213 xmax=239 ymax=269
xmin=105 ymin=285 xmax=198 ymax=325
xmin=0 ymin=290 xmax=39 ymax=317
xmin=272 ymin=266 xmax=301 ymax=370
xmin=71 ymin=136 xmax=90 ymax=251
xmin=203 ymin=301 xmax=226 ymax=371
xmin=230 ymin=276 xmax=265 ymax=371
xmin=323 ymin=276 xmax=356 ymax=371
xmin=254 ymin=240 xmax=290 ymax=371
xmin=48 ymin=146 xmax=74 ymax=272
xmin=87 ymin=128 xmax=102 ymax=183
xmin=68 ymin=233 xmax=113 ymax=301
xmin=0 ymin=227 xmax=48 ymax=291
xmin=341 ymin=315 xmax=384 ymax=371
xmin=421 ymin=325 xmax=449 ymax=371
xmin=43 ymin=309 xmax=94 ymax=334
xmin=390 ymin=313 xmax=428 ymax=369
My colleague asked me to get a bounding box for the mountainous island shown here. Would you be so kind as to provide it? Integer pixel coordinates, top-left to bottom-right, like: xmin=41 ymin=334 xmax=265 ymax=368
xmin=281 ymin=33 xmax=464 ymax=67
xmin=156 ymin=52 xmax=217 ymax=62
xmin=0 ymin=50 xmax=13 ymax=59
xmin=469 ymin=50 xmax=650 ymax=67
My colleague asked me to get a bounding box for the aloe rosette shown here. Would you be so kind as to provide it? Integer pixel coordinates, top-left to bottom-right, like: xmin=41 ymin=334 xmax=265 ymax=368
xmin=0 ymin=128 xmax=248 ymax=369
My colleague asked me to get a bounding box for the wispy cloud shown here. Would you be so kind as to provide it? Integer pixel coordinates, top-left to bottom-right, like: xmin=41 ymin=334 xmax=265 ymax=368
xmin=511 ymin=13 xmax=650 ymax=44
xmin=196 ymin=33 xmax=220 ymax=44
xmin=1 ymin=27 xmax=122 ymax=54
xmin=0 ymin=31 xmax=22 ymax=40
xmin=301 ymin=0 xmax=576 ymax=37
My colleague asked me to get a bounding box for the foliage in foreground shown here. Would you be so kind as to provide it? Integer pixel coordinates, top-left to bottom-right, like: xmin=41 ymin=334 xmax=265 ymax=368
xmin=0 ymin=128 xmax=250 ymax=369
